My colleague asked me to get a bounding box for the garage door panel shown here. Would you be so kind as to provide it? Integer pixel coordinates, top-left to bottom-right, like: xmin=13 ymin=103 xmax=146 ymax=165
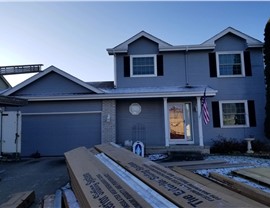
xmin=21 ymin=113 xmax=101 ymax=156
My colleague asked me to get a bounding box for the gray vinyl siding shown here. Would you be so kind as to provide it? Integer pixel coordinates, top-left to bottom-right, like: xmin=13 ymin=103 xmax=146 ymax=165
xmin=187 ymin=50 xmax=212 ymax=85
xmin=116 ymin=99 xmax=165 ymax=146
xmin=128 ymin=37 xmax=159 ymax=54
xmin=214 ymin=33 xmax=246 ymax=51
xmin=116 ymin=37 xmax=187 ymax=88
xmin=13 ymin=100 xmax=102 ymax=113
xmin=116 ymin=98 xmax=202 ymax=146
xmin=13 ymin=71 xmax=93 ymax=96
xmin=197 ymin=35 xmax=265 ymax=143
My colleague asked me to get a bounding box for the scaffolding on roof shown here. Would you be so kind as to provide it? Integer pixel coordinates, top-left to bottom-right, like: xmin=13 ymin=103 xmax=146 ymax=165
xmin=0 ymin=64 xmax=43 ymax=75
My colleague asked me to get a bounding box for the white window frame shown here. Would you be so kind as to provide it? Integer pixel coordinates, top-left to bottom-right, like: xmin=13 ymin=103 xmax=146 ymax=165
xmin=130 ymin=54 xmax=157 ymax=77
xmin=216 ymin=51 xmax=245 ymax=78
xmin=219 ymin=100 xmax=250 ymax=128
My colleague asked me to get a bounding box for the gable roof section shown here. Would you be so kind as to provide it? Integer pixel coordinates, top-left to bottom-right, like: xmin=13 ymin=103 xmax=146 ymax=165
xmin=3 ymin=65 xmax=104 ymax=96
xmin=109 ymin=27 xmax=262 ymax=53
xmin=107 ymin=31 xmax=172 ymax=55
xmin=0 ymin=75 xmax=11 ymax=89
xmin=202 ymin=27 xmax=263 ymax=47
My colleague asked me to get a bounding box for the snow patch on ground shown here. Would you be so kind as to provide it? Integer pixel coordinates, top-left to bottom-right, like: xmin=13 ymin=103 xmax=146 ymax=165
xmin=147 ymin=154 xmax=168 ymax=161
xmin=195 ymin=155 xmax=270 ymax=193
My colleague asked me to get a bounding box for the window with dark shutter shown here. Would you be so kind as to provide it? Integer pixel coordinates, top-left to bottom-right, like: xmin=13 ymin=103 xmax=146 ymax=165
xmin=248 ymin=100 xmax=256 ymax=127
xmin=123 ymin=56 xmax=130 ymax=77
xmin=157 ymin=55 xmax=164 ymax=76
xmin=212 ymin=101 xmax=220 ymax=127
xmin=209 ymin=53 xmax=217 ymax=77
xmin=244 ymin=51 xmax=252 ymax=76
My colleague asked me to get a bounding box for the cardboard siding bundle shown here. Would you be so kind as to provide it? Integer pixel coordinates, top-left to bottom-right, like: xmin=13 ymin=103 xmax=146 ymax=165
xmin=94 ymin=143 xmax=267 ymax=208
xmin=64 ymin=146 xmax=151 ymax=208
xmin=65 ymin=143 xmax=267 ymax=208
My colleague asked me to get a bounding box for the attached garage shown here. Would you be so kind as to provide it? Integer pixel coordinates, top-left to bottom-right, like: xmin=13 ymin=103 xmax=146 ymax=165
xmin=2 ymin=66 xmax=116 ymax=157
xmin=21 ymin=112 xmax=101 ymax=156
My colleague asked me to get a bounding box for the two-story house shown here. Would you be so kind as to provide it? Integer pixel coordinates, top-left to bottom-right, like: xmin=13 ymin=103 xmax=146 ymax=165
xmin=1 ymin=27 xmax=265 ymax=156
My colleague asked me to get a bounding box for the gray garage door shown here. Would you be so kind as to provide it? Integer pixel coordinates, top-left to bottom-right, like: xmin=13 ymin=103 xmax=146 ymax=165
xmin=21 ymin=113 xmax=101 ymax=156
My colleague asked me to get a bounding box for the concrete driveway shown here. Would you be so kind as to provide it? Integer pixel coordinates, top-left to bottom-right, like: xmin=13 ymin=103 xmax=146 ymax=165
xmin=0 ymin=157 xmax=69 ymax=207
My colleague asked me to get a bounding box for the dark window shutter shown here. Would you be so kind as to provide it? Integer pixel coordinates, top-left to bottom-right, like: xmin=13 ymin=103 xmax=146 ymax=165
xmin=157 ymin=55 xmax=164 ymax=76
xmin=124 ymin=56 xmax=130 ymax=77
xmin=244 ymin=51 xmax=252 ymax=76
xmin=209 ymin=53 xmax=217 ymax=77
xmin=248 ymin=100 xmax=256 ymax=127
xmin=212 ymin=101 xmax=220 ymax=128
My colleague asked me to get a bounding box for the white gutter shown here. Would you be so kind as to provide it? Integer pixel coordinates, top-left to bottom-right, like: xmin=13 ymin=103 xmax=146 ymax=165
xmin=18 ymin=90 xmax=218 ymax=102
xmin=108 ymin=45 xmax=215 ymax=54
xmin=159 ymin=45 xmax=215 ymax=52
xmin=247 ymin=44 xmax=264 ymax=48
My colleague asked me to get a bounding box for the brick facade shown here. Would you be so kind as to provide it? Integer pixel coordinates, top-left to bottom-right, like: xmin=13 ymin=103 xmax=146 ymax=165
xmin=101 ymin=100 xmax=116 ymax=143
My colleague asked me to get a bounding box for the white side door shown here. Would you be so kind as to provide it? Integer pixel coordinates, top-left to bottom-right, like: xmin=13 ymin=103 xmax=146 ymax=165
xmin=1 ymin=111 xmax=21 ymax=154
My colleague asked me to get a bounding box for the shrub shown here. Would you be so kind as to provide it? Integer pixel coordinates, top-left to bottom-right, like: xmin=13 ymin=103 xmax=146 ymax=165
xmin=210 ymin=136 xmax=270 ymax=154
xmin=252 ymin=140 xmax=270 ymax=152
xmin=210 ymin=137 xmax=246 ymax=154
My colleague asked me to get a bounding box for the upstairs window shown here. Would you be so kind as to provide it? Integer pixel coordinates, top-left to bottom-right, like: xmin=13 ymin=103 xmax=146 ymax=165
xmin=216 ymin=52 xmax=244 ymax=77
xmin=131 ymin=55 xmax=157 ymax=77
xmin=209 ymin=51 xmax=252 ymax=78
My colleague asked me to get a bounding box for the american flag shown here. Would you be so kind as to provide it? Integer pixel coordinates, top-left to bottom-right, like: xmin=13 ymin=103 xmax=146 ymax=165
xmin=201 ymin=89 xmax=210 ymax=124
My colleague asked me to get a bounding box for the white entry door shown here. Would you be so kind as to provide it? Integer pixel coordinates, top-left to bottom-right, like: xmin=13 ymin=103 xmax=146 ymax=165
xmin=167 ymin=102 xmax=193 ymax=144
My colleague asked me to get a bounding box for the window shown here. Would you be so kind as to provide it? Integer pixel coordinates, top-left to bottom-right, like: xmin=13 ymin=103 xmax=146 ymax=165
xmin=130 ymin=55 xmax=157 ymax=77
xmin=220 ymin=101 xmax=249 ymax=127
xmin=216 ymin=52 xmax=245 ymax=77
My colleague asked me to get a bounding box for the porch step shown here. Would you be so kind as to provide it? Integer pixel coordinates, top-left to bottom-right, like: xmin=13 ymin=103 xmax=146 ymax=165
xmin=145 ymin=145 xmax=210 ymax=155
xmin=158 ymin=159 xmax=226 ymax=168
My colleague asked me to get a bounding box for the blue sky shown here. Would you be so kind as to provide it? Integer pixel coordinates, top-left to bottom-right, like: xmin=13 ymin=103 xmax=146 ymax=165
xmin=0 ymin=1 xmax=269 ymax=86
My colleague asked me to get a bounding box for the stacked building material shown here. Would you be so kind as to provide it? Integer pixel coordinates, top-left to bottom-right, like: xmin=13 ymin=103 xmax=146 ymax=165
xmin=64 ymin=146 xmax=151 ymax=208
xmin=64 ymin=143 xmax=268 ymax=208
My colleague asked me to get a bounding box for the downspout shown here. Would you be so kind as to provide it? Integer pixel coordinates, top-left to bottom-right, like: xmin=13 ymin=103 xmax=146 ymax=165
xmin=15 ymin=111 xmax=20 ymax=157
xmin=184 ymin=46 xmax=189 ymax=86
xmin=113 ymin=52 xmax=117 ymax=88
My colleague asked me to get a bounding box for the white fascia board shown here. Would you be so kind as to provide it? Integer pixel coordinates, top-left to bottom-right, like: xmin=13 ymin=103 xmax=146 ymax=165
xmin=22 ymin=90 xmax=218 ymax=101
xmin=107 ymin=48 xmax=128 ymax=55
